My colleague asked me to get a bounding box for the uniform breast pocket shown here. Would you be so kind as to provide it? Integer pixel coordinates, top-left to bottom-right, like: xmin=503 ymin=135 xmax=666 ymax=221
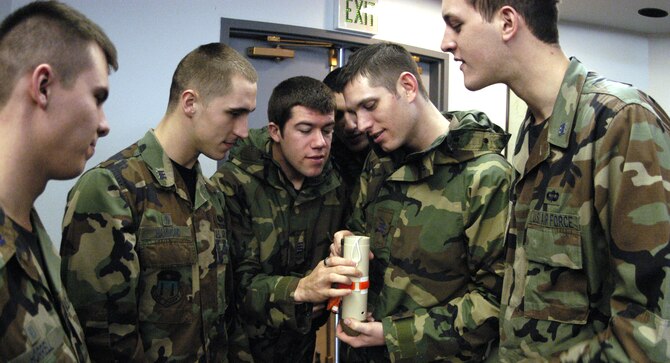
xmin=371 ymin=207 xmax=396 ymax=251
xmin=523 ymin=225 xmax=589 ymax=324
xmin=137 ymin=233 xmax=197 ymax=325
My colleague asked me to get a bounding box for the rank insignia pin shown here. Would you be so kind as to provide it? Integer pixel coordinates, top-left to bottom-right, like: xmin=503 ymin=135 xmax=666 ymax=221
xmin=558 ymin=122 xmax=567 ymax=136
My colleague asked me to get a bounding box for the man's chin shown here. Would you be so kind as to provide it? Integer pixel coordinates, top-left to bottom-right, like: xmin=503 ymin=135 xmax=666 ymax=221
xmin=52 ymin=166 xmax=86 ymax=181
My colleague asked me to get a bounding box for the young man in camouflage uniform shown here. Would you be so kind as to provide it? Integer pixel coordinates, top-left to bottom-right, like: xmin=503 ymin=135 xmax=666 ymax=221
xmin=330 ymin=42 xmax=513 ymax=362
xmin=60 ymin=43 xmax=257 ymax=362
xmin=0 ymin=2 xmax=117 ymax=361
xmin=211 ymin=76 xmax=360 ymax=362
xmin=442 ymin=1 xmax=670 ymax=361
xmin=323 ymin=67 xmax=371 ymax=193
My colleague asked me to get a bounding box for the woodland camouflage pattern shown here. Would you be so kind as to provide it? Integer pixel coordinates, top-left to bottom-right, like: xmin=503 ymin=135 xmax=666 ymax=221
xmin=345 ymin=111 xmax=513 ymax=362
xmin=60 ymin=130 xmax=250 ymax=362
xmin=211 ymin=127 xmax=347 ymax=362
xmin=499 ymin=58 xmax=670 ymax=362
xmin=0 ymin=208 xmax=89 ymax=362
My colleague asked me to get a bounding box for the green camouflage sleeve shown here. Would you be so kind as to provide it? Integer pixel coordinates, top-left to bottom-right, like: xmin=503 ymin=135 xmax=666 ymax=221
xmin=557 ymin=103 xmax=670 ymax=362
xmin=345 ymin=152 xmax=376 ymax=235
xmin=212 ymin=169 xmax=311 ymax=333
xmin=60 ymin=168 xmax=144 ymax=361
xmin=383 ymin=155 xmax=510 ymax=361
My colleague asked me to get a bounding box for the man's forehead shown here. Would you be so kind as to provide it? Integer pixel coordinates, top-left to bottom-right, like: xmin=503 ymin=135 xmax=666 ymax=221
xmin=443 ymin=0 xmax=478 ymax=16
xmin=334 ymin=92 xmax=346 ymax=108
xmin=343 ymin=75 xmax=377 ymax=96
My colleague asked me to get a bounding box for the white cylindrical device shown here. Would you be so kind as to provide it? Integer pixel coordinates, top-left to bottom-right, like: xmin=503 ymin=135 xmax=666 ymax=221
xmin=340 ymin=235 xmax=370 ymax=336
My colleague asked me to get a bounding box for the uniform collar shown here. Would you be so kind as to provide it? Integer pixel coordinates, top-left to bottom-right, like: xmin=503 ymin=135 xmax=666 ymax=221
xmin=230 ymin=127 xmax=342 ymax=197
xmin=546 ymin=57 xmax=588 ymax=149
xmin=0 ymin=208 xmax=61 ymax=294
xmin=512 ymin=58 xmax=588 ymax=175
xmin=384 ymin=110 xmax=509 ymax=183
xmin=138 ymin=130 xmax=212 ymax=208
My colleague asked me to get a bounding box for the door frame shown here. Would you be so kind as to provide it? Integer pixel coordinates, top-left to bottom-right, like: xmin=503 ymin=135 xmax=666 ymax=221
xmin=220 ymin=17 xmax=449 ymax=111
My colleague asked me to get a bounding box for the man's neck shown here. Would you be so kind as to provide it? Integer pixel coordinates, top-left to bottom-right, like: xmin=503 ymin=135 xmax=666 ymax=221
xmin=0 ymin=168 xmax=41 ymax=231
xmin=155 ymin=116 xmax=199 ymax=169
xmin=508 ymin=43 xmax=570 ymax=124
xmin=407 ymin=101 xmax=450 ymax=152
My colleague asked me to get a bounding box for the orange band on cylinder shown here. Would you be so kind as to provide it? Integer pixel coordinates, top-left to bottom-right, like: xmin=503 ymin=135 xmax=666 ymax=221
xmin=328 ymin=279 xmax=370 ymax=311
xmin=336 ymin=280 xmax=369 ymax=291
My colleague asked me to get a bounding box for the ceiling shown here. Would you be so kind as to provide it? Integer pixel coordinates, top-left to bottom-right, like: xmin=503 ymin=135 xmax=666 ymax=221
xmin=559 ymin=0 xmax=670 ymax=35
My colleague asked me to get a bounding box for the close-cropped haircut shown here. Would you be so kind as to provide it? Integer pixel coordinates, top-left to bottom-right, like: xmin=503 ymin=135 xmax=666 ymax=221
xmin=166 ymin=42 xmax=258 ymax=113
xmin=338 ymin=42 xmax=428 ymax=100
xmin=0 ymin=0 xmax=118 ymax=108
xmin=468 ymin=0 xmax=560 ymax=44
xmin=267 ymin=76 xmax=335 ymax=131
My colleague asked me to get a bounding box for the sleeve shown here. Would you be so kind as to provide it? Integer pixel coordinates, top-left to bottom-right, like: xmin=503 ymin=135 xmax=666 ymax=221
xmin=558 ymin=103 xmax=670 ymax=362
xmin=382 ymin=154 xmax=512 ymax=362
xmin=211 ymin=166 xmax=313 ymax=334
xmin=60 ymin=168 xmax=144 ymax=362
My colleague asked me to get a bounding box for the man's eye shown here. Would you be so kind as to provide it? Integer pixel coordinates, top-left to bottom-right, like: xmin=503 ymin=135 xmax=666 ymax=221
xmin=94 ymin=91 xmax=108 ymax=106
xmin=363 ymin=101 xmax=376 ymax=110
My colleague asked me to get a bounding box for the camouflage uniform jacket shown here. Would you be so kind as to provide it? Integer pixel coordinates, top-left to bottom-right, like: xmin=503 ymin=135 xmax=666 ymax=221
xmin=499 ymin=58 xmax=670 ymax=362
xmin=60 ymin=130 xmax=248 ymax=362
xmin=0 ymin=208 xmax=89 ymax=362
xmin=211 ymin=127 xmax=347 ymax=362
xmin=345 ymin=111 xmax=513 ymax=362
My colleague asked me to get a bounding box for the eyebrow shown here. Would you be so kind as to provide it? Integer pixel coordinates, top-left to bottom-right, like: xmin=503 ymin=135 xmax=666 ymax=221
xmin=349 ymin=96 xmax=376 ymax=112
xmin=443 ymin=14 xmax=457 ymax=25
xmin=229 ymin=107 xmax=255 ymax=113
xmin=295 ymin=120 xmax=335 ymax=128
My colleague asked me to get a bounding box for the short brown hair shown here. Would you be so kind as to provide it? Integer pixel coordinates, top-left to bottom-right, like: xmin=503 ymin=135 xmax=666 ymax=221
xmin=467 ymin=0 xmax=560 ymax=44
xmin=166 ymin=42 xmax=258 ymax=113
xmin=267 ymin=76 xmax=335 ymax=131
xmin=0 ymin=1 xmax=118 ymax=108
xmin=338 ymin=42 xmax=428 ymax=100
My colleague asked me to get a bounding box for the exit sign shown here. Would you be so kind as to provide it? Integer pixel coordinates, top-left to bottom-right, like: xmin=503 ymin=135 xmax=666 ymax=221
xmin=335 ymin=0 xmax=379 ymax=36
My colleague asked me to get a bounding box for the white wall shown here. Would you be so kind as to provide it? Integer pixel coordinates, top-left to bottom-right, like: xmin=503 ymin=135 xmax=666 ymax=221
xmin=5 ymin=0 xmax=668 ymax=243
xmin=649 ymin=36 xmax=670 ymax=112
xmin=0 ymin=0 xmax=9 ymax=17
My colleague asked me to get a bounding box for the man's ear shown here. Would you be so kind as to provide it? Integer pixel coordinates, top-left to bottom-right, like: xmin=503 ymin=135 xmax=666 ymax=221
xmin=181 ymin=89 xmax=198 ymax=117
xmin=499 ymin=5 xmax=519 ymax=41
xmin=268 ymin=122 xmax=282 ymax=142
xmin=397 ymin=71 xmax=419 ymax=102
xmin=31 ymin=64 xmax=53 ymax=108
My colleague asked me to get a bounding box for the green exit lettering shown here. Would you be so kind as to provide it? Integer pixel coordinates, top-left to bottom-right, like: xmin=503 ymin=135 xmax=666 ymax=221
xmin=345 ymin=0 xmax=376 ymax=26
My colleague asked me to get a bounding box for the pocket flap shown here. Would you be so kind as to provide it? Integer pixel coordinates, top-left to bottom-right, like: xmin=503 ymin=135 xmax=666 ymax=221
xmin=139 ymin=234 xmax=196 ymax=268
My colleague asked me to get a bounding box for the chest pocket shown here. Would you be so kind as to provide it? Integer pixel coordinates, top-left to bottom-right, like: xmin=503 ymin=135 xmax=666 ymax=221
xmin=523 ymin=223 xmax=588 ymax=324
xmin=137 ymin=227 xmax=197 ymax=324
